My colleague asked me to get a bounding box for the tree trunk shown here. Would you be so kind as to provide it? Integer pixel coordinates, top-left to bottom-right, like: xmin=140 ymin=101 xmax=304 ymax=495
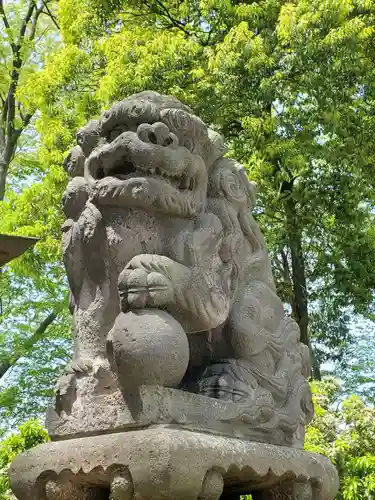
xmin=0 ymin=143 xmax=14 ymax=201
xmin=0 ymin=0 xmax=44 ymax=200
xmin=283 ymin=194 xmax=321 ymax=380
xmin=0 ymin=158 xmax=7 ymax=201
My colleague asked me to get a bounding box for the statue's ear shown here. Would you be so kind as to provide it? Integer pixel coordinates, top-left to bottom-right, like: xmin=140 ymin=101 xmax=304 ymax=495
xmin=62 ymin=177 xmax=89 ymax=219
xmin=237 ymin=167 xmax=258 ymax=209
xmin=76 ymin=119 xmax=100 ymax=157
xmin=208 ymin=157 xmax=249 ymax=208
xmin=63 ymin=146 xmax=85 ymax=178
xmin=205 ymin=129 xmax=228 ymax=168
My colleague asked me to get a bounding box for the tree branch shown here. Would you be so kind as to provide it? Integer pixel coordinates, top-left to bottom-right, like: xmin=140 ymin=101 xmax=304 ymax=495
xmin=1 ymin=90 xmax=8 ymax=124
xmin=22 ymin=112 xmax=33 ymax=128
xmin=201 ymin=29 xmax=216 ymax=47
xmin=280 ymin=248 xmax=292 ymax=284
xmin=28 ymin=4 xmax=45 ymax=42
xmin=42 ymin=0 xmax=59 ymax=30
xmin=0 ymin=0 xmax=10 ymax=29
xmin=155 ymin=0 xmax=190 ymax=32
xmin=0 ymin=310 xmax=58 ymax=380
xmin=0 ymin=0 xmax=16 ymax=53
xmin=14 ymin=111 xmax=33 ymax=137
xmin=18 ymin=0 xmax=36 ymax=43
xmin=142 ymin=0 xmax=191 ymax=36
xmin=17 ymin=101 xmax=25 ymax=123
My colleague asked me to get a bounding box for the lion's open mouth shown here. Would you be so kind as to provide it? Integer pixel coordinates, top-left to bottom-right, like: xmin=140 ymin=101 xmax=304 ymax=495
xmin=102 ymin=160 xmax=195 ymax=191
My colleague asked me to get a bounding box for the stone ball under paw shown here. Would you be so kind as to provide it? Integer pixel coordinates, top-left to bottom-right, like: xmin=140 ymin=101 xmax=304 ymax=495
xmin=106 ymin=309 xmax=189 ymax=389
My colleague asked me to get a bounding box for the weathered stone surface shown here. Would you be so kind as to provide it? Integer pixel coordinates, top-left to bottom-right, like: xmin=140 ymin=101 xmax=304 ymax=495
xmin=47 ymin=384 xmax=299 ymax=447
xmin=9 ymin=428 xmax=338 ymax=500
xmin=49 ymin=91 xmax=314 ymax=445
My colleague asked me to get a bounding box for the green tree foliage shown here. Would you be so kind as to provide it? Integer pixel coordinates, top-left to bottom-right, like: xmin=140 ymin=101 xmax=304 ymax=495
xmin=0 ymin=0 xmax=70 ymax=432
xmin=333 ymin=317 xmax=375 ymax=404
xmin=306 ymin=379 xmax=375 ymax=500
xmin=0 ymin=0 xmax=59 ymax=199
xmin=2 ymin=0 xmax=375 ymax=431
xmin=0 ymin=419 xmax=48 ymax=499
xmin=20 ymin=0 xmax=375 ymax=380
xmin=0 ymin=275 xmax=71 ymax=434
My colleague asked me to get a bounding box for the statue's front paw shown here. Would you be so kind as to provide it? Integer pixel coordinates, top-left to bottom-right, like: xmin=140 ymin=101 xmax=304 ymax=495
xmin=63 ymin=358 xmax=93 ymax=376
xmin=55 ymin=358 xmax=92 ymax=396
xmin=118 ymin=257 xmax=174 ymax=310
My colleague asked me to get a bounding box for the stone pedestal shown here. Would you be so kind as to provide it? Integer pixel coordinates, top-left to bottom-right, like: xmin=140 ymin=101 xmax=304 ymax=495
xmin=9 ymin=428 xmax=338 ymax=500
xmin=46 ymin=383 xmax=305 ymax=447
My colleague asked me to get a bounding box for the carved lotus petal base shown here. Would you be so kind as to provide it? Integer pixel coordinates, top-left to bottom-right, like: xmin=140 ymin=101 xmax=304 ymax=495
xmin=9 ymin=428 xmax=338 ymax=500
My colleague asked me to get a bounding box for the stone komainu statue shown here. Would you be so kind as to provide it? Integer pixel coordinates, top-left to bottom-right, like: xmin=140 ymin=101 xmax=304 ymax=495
xmin=55 ymin=91 xmax=313 ymax=447
xmin=10 ymin=92 xmax=338 ymax=500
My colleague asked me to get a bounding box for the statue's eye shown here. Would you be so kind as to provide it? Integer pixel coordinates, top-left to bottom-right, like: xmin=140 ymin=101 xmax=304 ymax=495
xmin=160 ymin=108 xmax=194 ymax=134
xmin=109 ymin=127 xmax=126 ymax=142
xmin=129 ymin=102 xmax=145 ymax=117
xmin=174 ymin=110 xmax=192 ymax=131
xmin=183 ymin=138 xmax=194 ymax=151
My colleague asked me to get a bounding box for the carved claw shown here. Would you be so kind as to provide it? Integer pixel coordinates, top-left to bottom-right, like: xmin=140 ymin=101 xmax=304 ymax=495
xmin=198 ymin=360 xmax=259 ymax=402
xmin=118 ymin=255 xmax=175 ymax=311
xmin=55 ymin=358 xmax=94 ymax=396
xmin=58 ymin=358 xmax=93 ymax=378
xmin=68 ymin=358 xmax=93 ymax=374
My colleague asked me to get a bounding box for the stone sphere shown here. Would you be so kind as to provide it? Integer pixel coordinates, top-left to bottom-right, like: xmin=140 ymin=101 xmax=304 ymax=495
xmin=106 ymin=309 xmax=189 ymax=389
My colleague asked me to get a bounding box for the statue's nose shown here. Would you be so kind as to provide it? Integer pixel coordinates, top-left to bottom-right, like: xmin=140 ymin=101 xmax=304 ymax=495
xmin=137 ymin=122 xmax=178 ymax=148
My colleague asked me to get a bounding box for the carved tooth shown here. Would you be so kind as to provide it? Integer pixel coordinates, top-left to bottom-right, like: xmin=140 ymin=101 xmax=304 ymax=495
xmin=150 ymin=168 xmax=155 ymax=175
